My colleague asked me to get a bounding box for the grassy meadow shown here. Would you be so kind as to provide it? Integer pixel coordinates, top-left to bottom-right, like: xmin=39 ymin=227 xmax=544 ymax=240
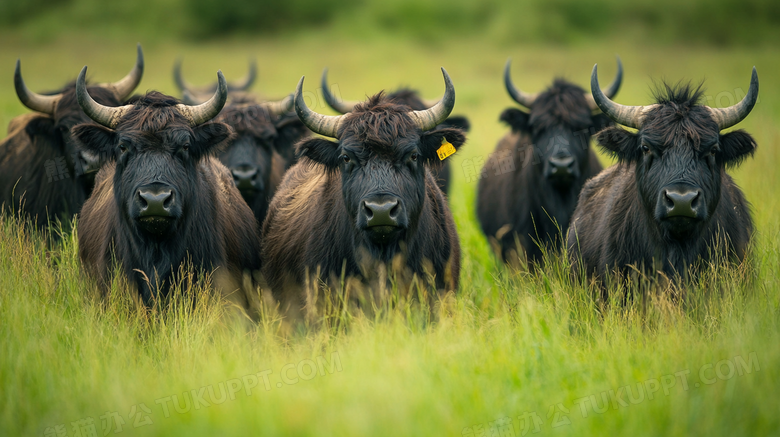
xmin=0 ymin=33 xmax=779 ymax=436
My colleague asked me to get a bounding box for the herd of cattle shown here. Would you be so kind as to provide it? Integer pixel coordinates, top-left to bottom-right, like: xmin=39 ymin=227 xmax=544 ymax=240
xmin=0 ymin=45 xmax=760 ymax=316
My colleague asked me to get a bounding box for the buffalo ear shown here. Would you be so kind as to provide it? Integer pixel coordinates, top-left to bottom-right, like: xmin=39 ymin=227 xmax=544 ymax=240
xmin=72 ymin=124 xmax=117 ymax=162
xmin=499 ymin=108 xmax=530 ymax=133
xmin=296 ymin=137 xmax=341 ymax=168
xmin=438 ymin=115 xmax=471 ymax=132
xmin=191 ymin=122 xmax=234 ymax=159
xmin=420 ymin=127 xmax=466 ymax=166
xmin=24 ymin=116 xmax=57 ymax=143
xmin=595 ymin=126 xmax=640 ymax=162
xmin=718 ymin=130 xmax=756 ymax=168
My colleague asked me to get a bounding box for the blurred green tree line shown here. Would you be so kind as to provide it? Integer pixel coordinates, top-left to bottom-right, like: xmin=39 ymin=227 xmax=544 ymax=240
xmin=1 ymin=0 xmax=777 ymax=45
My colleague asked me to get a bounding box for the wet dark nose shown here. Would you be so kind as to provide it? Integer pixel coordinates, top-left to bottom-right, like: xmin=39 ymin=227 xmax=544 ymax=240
xmin=547 ymin=155 xmax=576 ymax=178
xmin=663 ymin=187 xmax=702 ymax=218
xmin=137 ymin=186 xmax=175 ymax=218
xmin=232 ymin=166 xmax=259 ymax=191
xmin=362 ymin=198 xmax=401 ymax=228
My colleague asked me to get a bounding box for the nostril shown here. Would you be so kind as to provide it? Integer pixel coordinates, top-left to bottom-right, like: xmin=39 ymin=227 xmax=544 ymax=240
xmin=664 ymin=190 xmax=675 ymax=208
xmin=362 ymin=201 xmax=373 ymax=220
xmin=389 ymin=201 xmax=400 ymax=219
xmin=137 ymin=191 xmax=148 ymax=208
xmin=688 ymin=191 xmax=702 ymax=211
xmin=163 ymin=191 xmax=173 ymax=209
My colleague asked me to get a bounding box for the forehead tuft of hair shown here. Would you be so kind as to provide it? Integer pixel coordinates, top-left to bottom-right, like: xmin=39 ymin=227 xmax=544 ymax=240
xmin=528 ymin=79 xmax=592 ymax=133
xmin=119 ymin=91 xmax=192 ymax=132
xmin=341 ymin=92 xmax=419 ymax=154
xmin=642 ymin=81 xmax=717 ymax=150
xmin=651 ymin=81 xmax=706 ymax=107
xmin=128 ymin=91 xmax=181 ymax=108
xmin=217 ymin=103 xmax=276 ymax=139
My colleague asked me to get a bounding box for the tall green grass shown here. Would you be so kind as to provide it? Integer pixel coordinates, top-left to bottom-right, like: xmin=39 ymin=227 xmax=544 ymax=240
xmin=1 ymin=196 xmax=778 ymax=436
xmin=0 ymin=38 xmax=779 ymax=436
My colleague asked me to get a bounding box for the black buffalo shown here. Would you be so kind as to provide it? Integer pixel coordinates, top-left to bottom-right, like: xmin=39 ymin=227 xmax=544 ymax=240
xmin=0 ymin=45 xmax=143 ymax=227
xmin=175 ymin=61 xmax=310 ymax=223
xmin=321 ymin=68 xmax=470 ymax=194
xmin=476 ymin=58 xmax=622 ymax=266
xmin=262 ymin=69 xmax=464 ymax=317
xmin=213 ymin=99 xmax=309 ymax=224
xmin=568 ymin=65 xmax=758 ymax=282
xmin=74 ymin=67 xmax=262 ymax=314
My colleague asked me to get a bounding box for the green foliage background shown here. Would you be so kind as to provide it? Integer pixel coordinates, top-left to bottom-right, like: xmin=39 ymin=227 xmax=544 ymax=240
xmin=1 ymin=0 xmax=778 ymax=45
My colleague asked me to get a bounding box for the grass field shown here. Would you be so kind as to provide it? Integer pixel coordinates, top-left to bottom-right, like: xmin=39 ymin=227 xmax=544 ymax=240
xmin=1 ymin=33 xmax=779 ymax=436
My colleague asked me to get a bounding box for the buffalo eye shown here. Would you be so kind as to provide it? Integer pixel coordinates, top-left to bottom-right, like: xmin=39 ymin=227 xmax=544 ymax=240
xmin=710 ymin=144 xmax=720 ymax=156
xmin=182 ymin=143 xmax=190 ymax=152
xmin=118 ymin=142 xmax=128 ymax=154
xmin=641 ymin=143 xmax=650 ymax=153
xmin=340 ymin=154 xmax=350 ymax=164
xmin=410 ymin=152 xmax=419 ymax=162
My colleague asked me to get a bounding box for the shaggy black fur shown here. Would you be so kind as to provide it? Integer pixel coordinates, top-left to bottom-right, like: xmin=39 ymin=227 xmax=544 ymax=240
xmin=215 ymin=103 xmax=309 ymax=225
xmin=262 ymin=93 xmax=464 ymax=310
xmin=567 ymin=83 xmax=755 ymax=282
xmin=477 ymin=79 xmax=610 ymax=265
xmin=0 ymin=84 xmax=121 ymax=227
xmin=74 ymin=92 xmax=262 ymax=306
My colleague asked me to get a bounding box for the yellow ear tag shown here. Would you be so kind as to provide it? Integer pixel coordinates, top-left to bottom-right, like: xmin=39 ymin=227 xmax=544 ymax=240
xmin=436 ymin=138 xmax=456 ymax=161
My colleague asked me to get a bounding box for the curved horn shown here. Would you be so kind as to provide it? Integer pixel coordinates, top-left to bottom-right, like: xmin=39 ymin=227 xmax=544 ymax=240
xmin=408 ymin=67 xmax=456 ymax=131
xmin=321 ymin=68 xmax=360 ymax=114
xmin=97 ymin=44 xmax=144 ymax=101
xmin=504 ymin=58 xmax=539 ymax=108
xmin=707 ymin=67 xmax=759 ymax=130
xmin=591 ymin=64 xmax=655 ymax=129
xmin=174 ymin=58 xmax=256 ymax=94
xmin=176 ymin=71 xmax=229 ymax=126
xmin=295 ymin=76 xmax=344 ymax=138
xmin=585 ymin=56 xmax=623 ymax=111
xmin=603 ymin=55 xmax=623 ymax=99
xmin=260 ymin=94 xmax=294 ymax=115
xmin=14 ymin=59 xmax=62 ymax=115
xmin=172 ymin=58 xmax=191 ymax=93
xmin=76 ymin=66 xmax=132 ymax=128
xmin=230 ymin=59 xmax=257 ymax=91
xmin=586 ymin=55 xmax=623 ymax=110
